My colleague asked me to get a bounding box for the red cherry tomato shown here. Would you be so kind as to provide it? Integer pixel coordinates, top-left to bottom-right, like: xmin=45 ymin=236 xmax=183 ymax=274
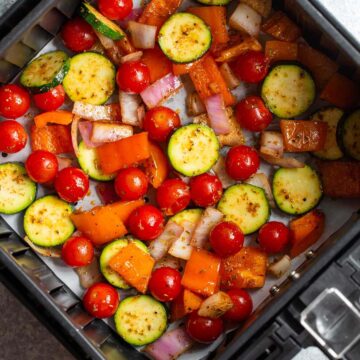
xmin=99 ymin=0 xmax=133 ymax=20
xmin=61 ymin=17 xmax=96 ymax=52
xmin=225 ymin=145 xmax=260 ymax=181
xmin=61 ymin=236 xmax=94 ymax=267
xmin=55 ymin=167 xmax=89 ymax=203
xmin=0 ymin=120 xmax=27 ymax=154
xmin=25 ymin=150 xmax=58 ymax=184
xmin=143 ymin=106 xmax=181 ymax=142
xmin=233 ymin=51 xmax=269 ymax=83
xmin=33 ymin=85 xmax=65 ymax=112
xmin=258 ymin=221 xmax=290 ymax=253
xmin=189 ymin=173 xmax=223 ymax=207
xmin=116 ymin=61 xmax=150 ymax=94
xmin=0 ymin=84 xmax=30 ymax=119
xmin=127 ymin=204 xmax=164 ymax=241
xmin=148 ymin=267 xmax=182 ymax=302
xmin=83 ymin=282 xmax=119 ymax=318
xmin=186 ymin=312 xmax=224 ymax=344
xmin=209 ymin=221 xmax=244 ymax=258
xmin=156 ymin=179 xmax=190 ymax=216
xmin=223 ymin=289 xmax=253 ymax=322
xmin=114 ymin=167 xmax=148 ymax=201
xmin=235 ymin=95 xmax=272 ymax=132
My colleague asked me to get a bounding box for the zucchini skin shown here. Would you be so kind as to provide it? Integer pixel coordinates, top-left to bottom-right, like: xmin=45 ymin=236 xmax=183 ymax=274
xmin=337 ymin=108 xmax=360 ymax=161
xmin=0 ymin=162 xmax=37 ymax=215
xmin=196 ymin=0 xmax=231 ymax=4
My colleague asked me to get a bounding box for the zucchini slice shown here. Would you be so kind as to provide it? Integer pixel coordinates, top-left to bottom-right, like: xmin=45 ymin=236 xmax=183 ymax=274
xmin=273 ymin=165 xmax=322 ymax=215
xmin=100 ymin=238 xmax=148 ymax=289
xmin=312 ymin=107 xmax=344 ymax=160
xmin=24 ymin=195 xmax=74 ymax=247
xmin=217 ymin=184 xmax=270 ymax=235
xmin=0 ymin=163 xmax=37 ymax=215
xmin=170 ymin=208 xmax=203 ymax=225
xmin=337 ymin=109 xmax=360 ymax=160
xmin=159 ymin=12 xmax=212 ymax=63
xmin=196 ymin=0 xmax=231 ymax=4
xmin=20 ymin=51 xmax=69 ymax=93
xmin=261 ymin=63 xmax=316 ymax=118
xmin=114 ymin=295 xmax=167 ymax=346
xmin=77 ymin=141 xmax=116 ymax=181
xmin=63 ymin=52 xmax=115 ymax=105
xmin=80 ymin=2 xmax=125 ymax=40
xmin=168 ymin=124 xmax=220 ymax=176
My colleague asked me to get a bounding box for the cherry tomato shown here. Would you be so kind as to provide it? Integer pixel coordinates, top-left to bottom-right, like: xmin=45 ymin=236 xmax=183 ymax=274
xmin=186 ymin=312 xmax=224 ymax=344
xmin=225 ymin=145 xmax=260 ymax=181
xmin=83 ymin=282 xmax=119 ymax=318
xmin=33 ymin=85 xmax=65 ymax=112
xmin=61 ymin=17 xmax=96 ymax=52
xmin=0 ymin=84 xmax=30 ymax=119
xmin=116 ymin=61 xmax=150 ymax=93
xmin=99 ymin=0 xmax=133 ymax=20
xmin=25 ymin=150 xmax=58 ymax=184
xmin=258 ymin=221 xmax=290 ymax=253
xmin=189 ymin=173 xmax=223 ymax=207
xmin=156 ymin=179 xmax=190 ymax=216
xmin=0 ymin=120 xmax=27 ymax=154
xmin=114 ymin=167 xmax=148 ymax=201
xmin=55 ymin=167 xmax=89 ymax=203
xmin=223 ymin=289 xmax=253 ymax=322
xmin=61 ymin=236 xmax=94 ymax=267
xmin=235 ymin=95 xmax=272 ymax=132
xmin=209 ymin=221 xmax=244 ymax=258
xmin=143 ymin=106 xmax=181 ymax=142
xmin=127 ymin=204 xmax=164 ymax=241
xmin=148 ymin=267 xmax=182 ymax=302
xmin=233 ymin=51 xmax=269 ymax=83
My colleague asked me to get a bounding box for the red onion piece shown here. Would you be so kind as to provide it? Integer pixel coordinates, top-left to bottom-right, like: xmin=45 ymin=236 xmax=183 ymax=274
xmin=72 ymin=102 xmax=120 ymax=122
xmin=128 ymin=21 xmax=157 ymax=49
xmin=204 ymin=94 xmax=231 ymax=135
xmin=144 ymin=327 xmax=194 ymax=360
xmin=56 ymin=156 xmax=73 ymax=171
xmin=140 ymin=73 xmax=182 ymax=109
xmin=119 ymin=91 xmax=143 ymax=126
xmin=117 ymin=7 xmax=143 ymax=28
xmin=78 ymin=121 xmax=102 ymax=148
xmin=260 ymin=131 xmax=284 ymax=158
xmin=120 ymin=50 xmax=143 ymax=64
xmin=91 ymin=122 xmax=133 ymax=143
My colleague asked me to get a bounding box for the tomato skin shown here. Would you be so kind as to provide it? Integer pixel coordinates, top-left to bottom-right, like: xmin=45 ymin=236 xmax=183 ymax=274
xmin=156 ymin=179 xmax=190 ymax=216
xmin=99 ymin=0 xmax=133 ymax=20
xmin=62 ymin=236 xmax=94 ymax=267
xmin=25 ymin=150 xmax=58 ymax=183
xmin=209 ymin=221 xmax=244 ymax=258
xmin=143 ymin=106 xmax=181 ymax=142
xmin=127 ymin=204 xmax=164 ymax=241
xmin=116 ymin=61 xmax=150 ymax=94
xmin=223 ymin=289 xmax=253 ymax=322
xmin=225 ymin=145 xmax=260 ymax=181
xmin=0 ymin=120 xmax=27 ymax=154
xmin=148 ymin=267 xmax=182 ymax=302
xmin=0 ymin=84 xmax=30 ymax=119
xmin=186 ymin=312 xmax=224 ymax=344
xmin=189 ymin=173 xmax=223 ymax=207
xmin=114 ymin=167 xmax=148 ymax=201
xmin=55 ymin=167 xmax=89 ymax=203
xmin=61 ymin=18 xmax=96 ymax=52
xmin=235 ymin=96 xmax=272 ymax=132
xmin=33 ymin=85 xmax=65 ymax=112
xmin=258 ymin=221 xmax=290 ymax=253
xmin=233 ymin=51 xmax=269 ymax=83
xmin=83 ymin=283 xmax=119 ymax=318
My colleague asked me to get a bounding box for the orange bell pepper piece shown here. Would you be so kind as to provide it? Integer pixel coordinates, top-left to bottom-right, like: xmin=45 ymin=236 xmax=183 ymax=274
xmin=290 ymin=209 xmax=325 ymax=258
xmin=34 ymin=110 xmax=73 ymax=128
xmin=141 ymin=46 xmax=172 ymax=83
xmin=170 ymin=289 xmax=203 ymax=321
xmin=30 ymin=124 xmax=74 ymax=154
xmin=109 ymin=242 xmax=155 ymax=293
xmin=172 ymin=59 xmax=202 ymax=76
xmin=280 ymin=120 xmax=328 ymax=152
xmin=96 ymin=132 xmax=150 ymax=174
xmin=181 ymin=249 xmax=221 ymax=297
xmin=142 ymin=141 xmax=169 ymax=189
xmin=265 ymin=40 xmax=298 ymax=64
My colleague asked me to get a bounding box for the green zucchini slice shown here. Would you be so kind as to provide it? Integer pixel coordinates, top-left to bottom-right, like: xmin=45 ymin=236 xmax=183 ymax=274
xmin=337 ymin=109 xmax=360 ymax=160
xmin=273 ymin=165 xmax=322 ymax=215
xmin=158 ymin=12 xmax=212 ymax=63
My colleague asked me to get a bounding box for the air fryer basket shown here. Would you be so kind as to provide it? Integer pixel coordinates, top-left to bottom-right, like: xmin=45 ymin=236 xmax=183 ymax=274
xmin=0 ymin=1 xmax=359 ymax=359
